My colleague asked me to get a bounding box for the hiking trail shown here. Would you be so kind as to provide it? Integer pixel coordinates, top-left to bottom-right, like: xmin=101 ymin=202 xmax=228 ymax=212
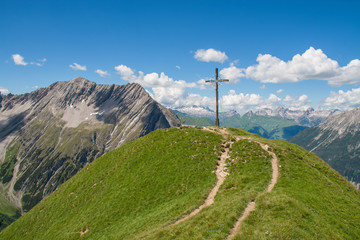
xmin=227 ymin=136 xmax=279 ymax=239
xmin=172 ymin=127 xmax=232 ymax=225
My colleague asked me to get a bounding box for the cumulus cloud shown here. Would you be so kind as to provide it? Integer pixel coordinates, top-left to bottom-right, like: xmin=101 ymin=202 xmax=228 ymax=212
xmin=194 ymin=48 xmax=228 ymax=63
xmin=244 ymin=47 xmax=360 ymax=86
xmin=220 ymin=63 xmax=245 ymax=83
xmin=276 ymin=89 xmax=284 ymax=94
xmin=324 ymin=88 xmax=360 ymax=110
xmin=12 ymin=54 xmax=28 ymax=66
xmin=282 ymin=94 xmax=311 ymax=110
xmin=69 ymin=62 xmax=87 ymax=71
xmin=220 ymin=90 xmax=311 ymax=113
xmin=0 ymin=87 xmax=10 ymax=95
xmin=260 ymin=84 xmax=266 ymax=89
xmin=221 ymin=90 xmax=263 ymax=112
xmin=114 ymin=64 xmax=314 ymax=113
xmin=115 ymin=64 xmax=202 ymax=107
xmin=176 ymin=65 xmax=181 ymax=70
xmin=12 ymin=54 xmax=46 ymax=66
xmin=95 ymin=69 xmax=110 ymax=77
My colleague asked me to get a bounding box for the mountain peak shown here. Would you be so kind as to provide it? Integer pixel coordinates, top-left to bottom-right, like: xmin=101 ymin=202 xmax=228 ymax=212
xmin=70 ymin=76 xmax=90 ymax=83
xmin=67 ymin=77 xmax=93 ymax=87
xmin=244 ymin=110 xmax=254 ymax=117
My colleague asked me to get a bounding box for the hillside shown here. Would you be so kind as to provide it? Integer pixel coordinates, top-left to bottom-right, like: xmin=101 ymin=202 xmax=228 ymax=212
xmin=0 ymin=77 xmax=180 ymax=226
xmin=222 ymin=112 xmax=307 ymax=140
xmin=1 ymin=127 xmax=360 ymax=239
xmin=290 ymin=107 xmax=360 ymax=188
xmin=176 ymin=112 xmax=214 ymax=126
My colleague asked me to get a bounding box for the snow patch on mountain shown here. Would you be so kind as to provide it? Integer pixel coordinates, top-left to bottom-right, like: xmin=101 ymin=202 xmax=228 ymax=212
xmin=255 ymin=106 xmax=340 ymax=127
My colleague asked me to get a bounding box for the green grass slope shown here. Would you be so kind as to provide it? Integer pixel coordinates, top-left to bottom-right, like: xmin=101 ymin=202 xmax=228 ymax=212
xmin=1 ymin=127 xmax=360 ymax=239
xmin=176 ymin=112 xmax=214 ymax=127
xmin=222 ymin=114 xmax=307 ymax=140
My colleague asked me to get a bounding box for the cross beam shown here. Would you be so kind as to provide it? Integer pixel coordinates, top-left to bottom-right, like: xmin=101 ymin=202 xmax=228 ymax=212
xmin=205 ymin=68 xmax=229 ymax=127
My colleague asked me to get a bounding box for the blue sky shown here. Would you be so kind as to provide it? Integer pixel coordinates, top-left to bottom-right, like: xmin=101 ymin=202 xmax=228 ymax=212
xmin=1 ymin=0 xmax=360 ymax=113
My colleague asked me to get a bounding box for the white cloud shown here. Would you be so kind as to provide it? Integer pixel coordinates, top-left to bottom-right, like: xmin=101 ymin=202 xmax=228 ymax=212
xmin=282 ymin=94 xmax=311 ymax=110
xmin=31 ymin=58 xmax=47 ymax=66
xmin=115 ymin=64 xmax=196 ymax=89
xmin=221 ymin=90 xmax=263 ymax=112
xmin=0 ymin=87 xmax=10 ymax=95
xmin=196 ymin=79 xmax=209 ymax=90
xmin=244 ymin=47 xmax=360 ymax=86
xmin=115 ymin=64 xmax=201 ymax=107
xmin=12 ymin=54 xmax=28 ymax=66
xmin=276 ymin=89 xmax=284 ymax=94
xmin=260 ymin=84 xmax=266 ymax=89
xmin=324 ymin=88 xmax=360 ymax=110
xmin=220 ymin=63 xmax=245 ymax=83
xmin=176 ymin=65 xmax=181 ymax=70
xmin=194 ymin=48 xmax=228 ymax=63
xmin=69 ymin=62 xmax=87 ymax=71
xmin=95 ymin=69 xmax=110 ymax=77
xmin=12 ymin=54 xmax=46 ymax=66
xmin=114 ymin=64 xmax=314 ymax=113
xmin=220 ymin=90 xmax=311 ymax=113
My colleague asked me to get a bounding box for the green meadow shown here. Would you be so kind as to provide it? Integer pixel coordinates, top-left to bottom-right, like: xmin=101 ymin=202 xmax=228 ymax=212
xmin=1 ymin=127 xmax=360 ymax=239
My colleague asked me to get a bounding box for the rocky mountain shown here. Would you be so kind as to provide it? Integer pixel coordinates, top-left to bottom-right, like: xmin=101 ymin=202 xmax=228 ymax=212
xmin=289 ymin=107 xmax=360 ymax=189
xmin=0 ymin=77 xmax=180 ymax=222
xmin=255 ymin=106 xmax=339 ymax=127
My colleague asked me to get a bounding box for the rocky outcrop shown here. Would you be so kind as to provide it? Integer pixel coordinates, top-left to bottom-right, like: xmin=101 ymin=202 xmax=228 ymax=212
xmin=289 ymin=107 xmax=360 ymax=188
xmin=0 ymin=77 xmax=180 ymax=214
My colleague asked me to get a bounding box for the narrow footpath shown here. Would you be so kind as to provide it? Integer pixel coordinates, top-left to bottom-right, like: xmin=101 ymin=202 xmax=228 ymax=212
xmin=227 ymin=138 xmax=279 ymax=239
xmin=172 ymin=133 xmax=232 ymax=225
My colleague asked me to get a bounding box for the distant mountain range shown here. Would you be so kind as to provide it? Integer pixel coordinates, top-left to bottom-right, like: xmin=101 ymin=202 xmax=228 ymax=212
xmin=173 ymin=106 xmax=338 ymax=140
xmin=255 ymin=106 xmax=339 ymax=127
xmin=221 ymin=111 xmax=307 ymax=140
xmin=173 ymin=105 xmax=339 ymax=128
xmin=0 ymin=77 xmax=180 ymax=227
xmin=289 ymin=107 xmax=360 ymax=189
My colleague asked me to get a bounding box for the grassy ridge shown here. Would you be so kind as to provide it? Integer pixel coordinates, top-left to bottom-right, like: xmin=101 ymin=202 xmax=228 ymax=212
xmin=142 ymin=132 xmax=272 ymax=239
xmin=228 ymin=129 xmax=360 ymax=239
xmin=1 ymin=127 xmax=360 ymax=239
xmin=0 ymin=127 xmax=223 ymax=239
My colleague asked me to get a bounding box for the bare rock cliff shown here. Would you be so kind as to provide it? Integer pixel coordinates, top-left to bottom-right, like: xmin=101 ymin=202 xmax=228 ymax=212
xmin=0 ymin=77 xmax=180 ymax=213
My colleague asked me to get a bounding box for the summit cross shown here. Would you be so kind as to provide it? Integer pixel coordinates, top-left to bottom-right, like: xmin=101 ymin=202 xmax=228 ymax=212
xmin=205 ymin=68 xmax=229 ymax=127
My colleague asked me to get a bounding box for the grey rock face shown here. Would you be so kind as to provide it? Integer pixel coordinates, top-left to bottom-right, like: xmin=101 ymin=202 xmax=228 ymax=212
xmin=289 ymin=107 xmax=360 ymax=189
xmin=0 ymin=77 xmax=180 ymax=213
xmin=255 ymin=107 xmax=339 ymax=127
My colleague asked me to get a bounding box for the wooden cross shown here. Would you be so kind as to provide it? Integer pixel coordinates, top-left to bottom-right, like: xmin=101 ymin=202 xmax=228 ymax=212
xmin=205 ymin=68 xmax=229 ymax=127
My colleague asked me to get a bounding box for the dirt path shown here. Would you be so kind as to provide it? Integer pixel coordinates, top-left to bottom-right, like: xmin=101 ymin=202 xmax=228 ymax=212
xmin=172 ymin=127 xmax=232 ymax=226
xmin=227 ymin=139 xmax=279 ymax=239
xmin=170 ymin=126 xmax=279 ymax=238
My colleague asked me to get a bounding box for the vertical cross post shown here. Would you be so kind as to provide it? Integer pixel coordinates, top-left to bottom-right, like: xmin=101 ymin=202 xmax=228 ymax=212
xmin=205 ymin=68 xmax=229 ymax=127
